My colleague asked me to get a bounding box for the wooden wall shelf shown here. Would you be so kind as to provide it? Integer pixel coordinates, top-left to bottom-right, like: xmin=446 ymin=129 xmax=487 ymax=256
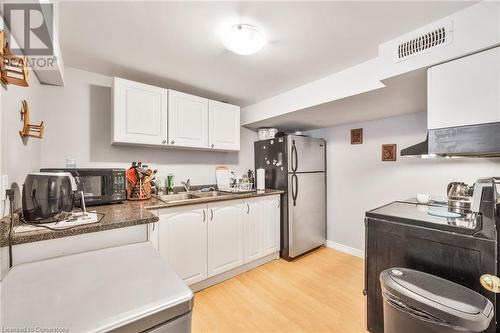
xmin=19 ymin=100 xmax=44 ymax=139
xmin=0 ymin=31 xmax=29 ymax=87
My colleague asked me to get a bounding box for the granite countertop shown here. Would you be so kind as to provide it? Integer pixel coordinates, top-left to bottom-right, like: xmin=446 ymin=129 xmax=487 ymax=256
xmin=0 ymin=199 xmax=159 ymax=247
xmin=0 ymin=189 xmax=284 ymax=247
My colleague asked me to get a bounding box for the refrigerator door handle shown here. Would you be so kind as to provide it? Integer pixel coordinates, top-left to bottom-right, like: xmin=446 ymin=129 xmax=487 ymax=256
xmin=292 ymin=174 xmax=298 ymax=206
xmin=291 ymin=140 xmax=298 ymax=173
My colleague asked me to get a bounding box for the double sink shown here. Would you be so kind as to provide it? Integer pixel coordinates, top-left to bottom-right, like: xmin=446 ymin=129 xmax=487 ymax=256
xmin=156 ymin=191 xmax=230 ymax=204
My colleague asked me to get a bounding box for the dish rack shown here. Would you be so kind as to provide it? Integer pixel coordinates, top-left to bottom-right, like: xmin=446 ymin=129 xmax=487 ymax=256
xmin=219 ymin=182 xmax=255 ymax=193
xmin=233 ymin=182 xmax=254 ymax=191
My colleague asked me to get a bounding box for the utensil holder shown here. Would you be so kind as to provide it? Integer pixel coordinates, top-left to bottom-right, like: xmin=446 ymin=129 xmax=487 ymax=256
xmin=127 ymin=179 xmax=151 ymax=201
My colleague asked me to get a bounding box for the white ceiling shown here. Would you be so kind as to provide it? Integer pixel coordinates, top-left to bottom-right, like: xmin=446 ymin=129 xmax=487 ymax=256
xmin=247 ymin=68 xmax=427 ymax=131
xmin=59 ymin=1 xmax=475 ymax=107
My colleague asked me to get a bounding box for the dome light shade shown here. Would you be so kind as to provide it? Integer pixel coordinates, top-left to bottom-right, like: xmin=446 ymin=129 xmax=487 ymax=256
xmin=221 ymin=24 xmax=265 ymax=55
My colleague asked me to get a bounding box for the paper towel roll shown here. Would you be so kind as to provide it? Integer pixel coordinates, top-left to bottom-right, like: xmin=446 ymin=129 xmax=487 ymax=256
xmin=256 ymin=168 xmax=265 ymax=190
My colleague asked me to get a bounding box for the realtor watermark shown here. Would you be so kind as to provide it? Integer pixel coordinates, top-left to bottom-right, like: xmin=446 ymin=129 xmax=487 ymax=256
xmin=2 ymin=2 xmax=57 ymax=70
xmin=1 ymin=327 xmax=68 ymax=333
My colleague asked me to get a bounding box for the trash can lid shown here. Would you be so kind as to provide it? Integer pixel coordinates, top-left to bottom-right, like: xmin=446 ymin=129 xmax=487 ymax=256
xmin=380 ymin=268 xmax=494 ymax=331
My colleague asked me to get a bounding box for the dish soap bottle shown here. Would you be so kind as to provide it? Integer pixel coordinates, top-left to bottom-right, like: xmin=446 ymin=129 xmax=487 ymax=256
xmin=166 ymin=173 xmax=175 ymax=194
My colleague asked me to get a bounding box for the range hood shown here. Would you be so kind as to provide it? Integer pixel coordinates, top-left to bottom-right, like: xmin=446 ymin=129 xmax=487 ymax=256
xmin=401 ymin=122 xmax=500 ymax=157
xmin=402 ymin=46 xmax=500 ymax=158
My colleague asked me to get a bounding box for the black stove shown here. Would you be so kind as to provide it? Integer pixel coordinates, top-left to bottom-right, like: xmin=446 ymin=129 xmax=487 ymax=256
xmin=365 ymin=183 xmax=499 ymax=333
xmin=367 ymin=200 xmax=479 ymax=235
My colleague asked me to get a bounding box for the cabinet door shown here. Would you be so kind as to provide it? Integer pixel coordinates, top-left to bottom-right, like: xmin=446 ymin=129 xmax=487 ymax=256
xmin=209 ymin=100 xmax=240 ymax=151
xmin=428 ymin=46 xmax=500 ymax=130
xmin=244 ymin=199 xmax=263 ymax=263
xmin=262 ymin=196 xmax=280 ymax=255
xmin=158 ymin=205 xmax=207 ymax=285
xmin=168 ymin=90 xmax=209 ymax=148
xmin=147 ymin=210 xmax=159 ymax=250
xmin=207 ymin=201 xmax=244 ymax=277
xmin=148 ymin=222 xmax=159 ymax=251
xmin=113 ymin=77 xmax=167 ymax=145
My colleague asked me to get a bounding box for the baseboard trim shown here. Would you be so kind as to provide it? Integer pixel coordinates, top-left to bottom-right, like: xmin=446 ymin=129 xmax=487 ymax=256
xmin=189 ymin=252 xmax=279 ymax=292
xmin=326 ymin=240 xmax=364 ymax=258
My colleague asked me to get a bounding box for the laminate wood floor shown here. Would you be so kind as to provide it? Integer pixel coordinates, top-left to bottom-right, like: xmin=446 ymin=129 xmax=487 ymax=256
xmin=192 ymin=247 xmax=367 ymax=333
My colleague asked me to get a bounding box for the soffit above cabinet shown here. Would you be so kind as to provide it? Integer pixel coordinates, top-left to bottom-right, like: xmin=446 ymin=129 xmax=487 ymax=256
xmin=247 ymin=68 xmax=427 ymax=132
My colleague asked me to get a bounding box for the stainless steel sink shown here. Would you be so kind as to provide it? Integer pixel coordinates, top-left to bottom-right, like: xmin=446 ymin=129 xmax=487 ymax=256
xmin=157 ymin=193 xmax=199 ymax=203
xmin=156 ymin=191 xmax=230 ymax=204
xmin=192 ymin=191 xmax=229 ymax=198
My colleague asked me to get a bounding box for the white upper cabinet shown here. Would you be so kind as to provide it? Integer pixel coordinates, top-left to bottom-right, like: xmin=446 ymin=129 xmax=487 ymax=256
xmin=112 ymin=78 xmax=240 ymax=151
xmin=209 ymin=100 xmax=240 ymax=151
xmin=428 ymin=46 xmax=500 ymax=130
xmin=207 ymin=200 xmax=245 ymax=277
xmin=112 ymin=77 xmax=167 ymax=145
xmin=158 ymin=205 xmax=208 ymax=285
xmin=168 ymin=90 xmax=209 ymax=148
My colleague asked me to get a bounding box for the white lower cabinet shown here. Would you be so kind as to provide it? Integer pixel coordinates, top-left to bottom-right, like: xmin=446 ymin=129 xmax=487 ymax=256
xmin=244 ymin=198 xmax=264 ymax=263
xmin=147 ymin=221 xmax=159 ymax=251
xmin=262 ymin=197 xmax=280 ymax=255
xmin=244 ymin=196 xmax=281 ymax=263
xmin=158 ymin=205 xmax=208 ymax=285
xmin=154 ymin=195 xmax=280 ymax=286
xmin=207 ymin=200 xmax=245 ymax=277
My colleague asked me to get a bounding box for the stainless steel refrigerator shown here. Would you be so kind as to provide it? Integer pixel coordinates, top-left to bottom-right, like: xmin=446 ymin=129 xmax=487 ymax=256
xmin=254 ymin=135 xmax=326 ymax=260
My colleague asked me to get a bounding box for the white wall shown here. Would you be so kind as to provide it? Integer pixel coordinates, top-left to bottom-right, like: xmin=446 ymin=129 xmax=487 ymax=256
xmin=308 ymin=112 xmax=500 ymax=252
xmin=39 ymin=67 xmax=256 ymax=186
xmin=1 ymin=59 xmax=44 ymax=210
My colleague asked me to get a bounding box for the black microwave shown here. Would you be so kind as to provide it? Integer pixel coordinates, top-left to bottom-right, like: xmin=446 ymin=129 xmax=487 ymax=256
xmin=40 ymin=168 xmax=126 ymax=206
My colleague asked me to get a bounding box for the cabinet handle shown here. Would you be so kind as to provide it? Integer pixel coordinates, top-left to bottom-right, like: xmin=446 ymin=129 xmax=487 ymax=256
xmin=211 ymin=144 xmax=215 ymax=148
xmin=246 ymin=203 xmax=250 ymax=214
xmin=202 ymin=210 xmax=206 ymax=222
xmin=152 ymin=222 xmax=155 ymax=231
xmin=162 ymin=139 xmax=166 ymax=144
xmin=171 ymin=140 xmax=175 ymax=144
xmin=277 ymin=201 xmax=280 ymax=208
xmin=210 ymin=208 xmax=213 ymax=221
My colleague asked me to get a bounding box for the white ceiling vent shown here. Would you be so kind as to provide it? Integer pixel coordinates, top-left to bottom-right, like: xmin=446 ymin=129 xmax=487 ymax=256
xmin=395 ymin=21 xmax=453 ymax=62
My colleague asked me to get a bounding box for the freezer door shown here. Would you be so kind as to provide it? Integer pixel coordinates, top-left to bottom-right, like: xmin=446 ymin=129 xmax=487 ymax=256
xmin=254 ymin=137 xmax=288 ymax=190
xmin=288 ymin=172 xmax=326 ymax=258
xmin=287 ymin=136 xmax=325 ymax=173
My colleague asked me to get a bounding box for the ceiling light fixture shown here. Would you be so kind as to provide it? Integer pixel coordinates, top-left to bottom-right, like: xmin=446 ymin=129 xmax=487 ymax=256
xmin=221 ymin=24 xmax=265 ymax=55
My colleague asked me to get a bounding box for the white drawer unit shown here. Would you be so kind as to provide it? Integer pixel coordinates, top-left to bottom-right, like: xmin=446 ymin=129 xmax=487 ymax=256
xmin=428 ymin=46 xmax=500 ymax=130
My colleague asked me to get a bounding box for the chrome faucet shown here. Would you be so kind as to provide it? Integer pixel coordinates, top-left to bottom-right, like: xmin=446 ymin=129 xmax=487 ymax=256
xmin=181 ymin=179 xmax=191 ymax=192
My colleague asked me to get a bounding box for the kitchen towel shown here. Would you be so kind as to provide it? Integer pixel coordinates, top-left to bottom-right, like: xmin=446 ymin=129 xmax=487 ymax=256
xmin=256 ymin=168 xmax=265 ymax=190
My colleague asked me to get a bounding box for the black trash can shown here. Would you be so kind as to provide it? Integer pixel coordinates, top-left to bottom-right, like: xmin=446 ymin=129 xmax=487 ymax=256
xmin=380 ymin=268 xmax=494 ymax=333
